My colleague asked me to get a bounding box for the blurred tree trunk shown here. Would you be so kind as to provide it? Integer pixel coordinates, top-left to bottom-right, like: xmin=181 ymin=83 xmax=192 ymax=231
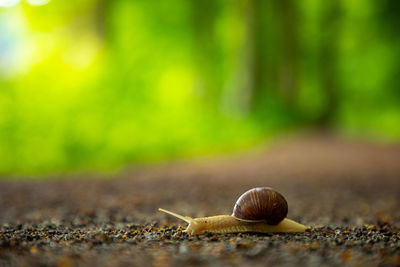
xmin=249 ymin=0 xmax=269 ymax=113
xmin=316 ymin=1 xmax=342 ymax=126
xmin=219 ymin=0 xmax=262 ymax=117
xmin=95 ymin=0 xmax=112 ymax=39
xmin=247 ymin=0 xmax=299 ymax=115
xmin=275 ymin=0 xmax=299 ymax=103
xmin=377 ymin=0 xmax=400 ymax=103
xmin=190 ymin=0 xmax=221 ymax=106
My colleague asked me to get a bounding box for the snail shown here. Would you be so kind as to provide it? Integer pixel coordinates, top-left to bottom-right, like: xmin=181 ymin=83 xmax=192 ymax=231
xmin=159 ymin=187 xmax=308 ymax=235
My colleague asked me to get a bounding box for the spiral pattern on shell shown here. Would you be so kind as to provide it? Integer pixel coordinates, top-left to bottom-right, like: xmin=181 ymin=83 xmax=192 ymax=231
xmin=231 ymin=187 xmax=288 ymax=225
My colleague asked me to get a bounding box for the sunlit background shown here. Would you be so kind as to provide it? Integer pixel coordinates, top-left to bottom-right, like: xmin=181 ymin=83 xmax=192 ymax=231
xmin=0 ymin=0 xmax=399 ymax=175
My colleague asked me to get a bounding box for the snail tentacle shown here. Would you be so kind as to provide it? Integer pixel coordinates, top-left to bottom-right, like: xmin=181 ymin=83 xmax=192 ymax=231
xmin=158 ymin=208 xmax=192 ymax=224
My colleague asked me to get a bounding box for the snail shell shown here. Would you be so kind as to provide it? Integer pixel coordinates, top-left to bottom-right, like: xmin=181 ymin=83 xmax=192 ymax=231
xmin=231 ymin=187 xmax=288 ymax=225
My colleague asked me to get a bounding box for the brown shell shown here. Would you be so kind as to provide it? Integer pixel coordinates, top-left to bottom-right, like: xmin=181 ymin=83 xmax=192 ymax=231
xmin=231 ymin=187 xmax=288 ymax=225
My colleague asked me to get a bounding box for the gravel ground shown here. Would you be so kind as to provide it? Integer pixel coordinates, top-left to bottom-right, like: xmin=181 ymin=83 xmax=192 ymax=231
xmin=0 ymin=134 xmax=399 ymax=266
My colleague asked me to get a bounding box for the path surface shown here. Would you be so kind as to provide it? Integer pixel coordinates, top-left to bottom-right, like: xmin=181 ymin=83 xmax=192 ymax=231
xmin=1 ymin=134 xmax=400 ymax=266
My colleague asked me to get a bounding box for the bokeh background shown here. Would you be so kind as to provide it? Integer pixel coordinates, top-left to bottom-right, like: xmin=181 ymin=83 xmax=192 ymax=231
xmin=1 ymin=0 xmax=400 ymax=175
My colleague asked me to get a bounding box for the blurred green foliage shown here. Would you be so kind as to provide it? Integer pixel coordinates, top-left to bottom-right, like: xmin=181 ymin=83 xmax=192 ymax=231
xmin=0 ymin=0 xmax=399 ymax=175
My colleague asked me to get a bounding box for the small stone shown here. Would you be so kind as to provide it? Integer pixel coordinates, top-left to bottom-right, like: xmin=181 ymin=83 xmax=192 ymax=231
xmin=179 ymin=243 xmax=189 ymax=254
xmin=29 ymin=246 xmax=39 ymax=254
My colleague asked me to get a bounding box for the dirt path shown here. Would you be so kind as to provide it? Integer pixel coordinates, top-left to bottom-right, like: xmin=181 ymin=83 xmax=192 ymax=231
xmin=1 ymin=134 xmax=399 ymax=266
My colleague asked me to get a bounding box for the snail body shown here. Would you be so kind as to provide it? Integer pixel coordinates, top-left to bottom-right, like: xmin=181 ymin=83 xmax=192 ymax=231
xmin=159 ymin=187 xmax=308 ymax=235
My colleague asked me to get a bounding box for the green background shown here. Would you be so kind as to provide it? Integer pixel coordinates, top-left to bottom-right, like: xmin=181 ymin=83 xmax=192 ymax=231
xmin=0 ymin=0 xmax=399 ymax=175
